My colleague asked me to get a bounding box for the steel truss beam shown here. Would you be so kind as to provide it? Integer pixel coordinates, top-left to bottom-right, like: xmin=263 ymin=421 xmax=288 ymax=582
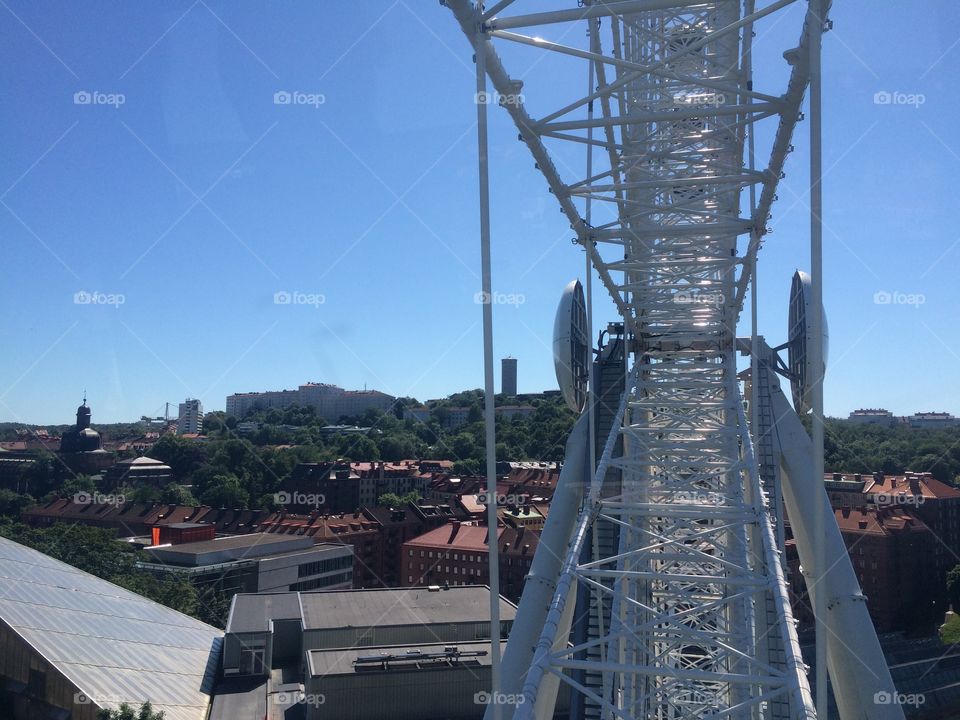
xmin=444 ymin=1 xmax=825 ymax=718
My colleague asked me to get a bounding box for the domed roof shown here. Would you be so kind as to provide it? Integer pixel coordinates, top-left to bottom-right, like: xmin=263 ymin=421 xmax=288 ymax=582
xmin=60 ymin=397 xmax=103 ymax=453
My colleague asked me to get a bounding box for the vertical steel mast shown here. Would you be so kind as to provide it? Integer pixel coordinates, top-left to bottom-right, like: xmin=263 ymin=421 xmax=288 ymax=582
xmin=443 ymin=1 xmax=829 ymax=717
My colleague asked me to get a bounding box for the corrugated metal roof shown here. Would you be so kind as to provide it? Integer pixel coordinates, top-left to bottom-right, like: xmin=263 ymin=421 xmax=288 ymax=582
xmin=0 ymin=535 xmax=221 ymax=720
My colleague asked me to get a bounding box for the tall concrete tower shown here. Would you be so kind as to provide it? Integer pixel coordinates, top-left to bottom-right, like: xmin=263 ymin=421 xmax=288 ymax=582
xmin=501 ymin=357 xmax=517 ymax=396
xmin=177 ymin=398 xmax=203 ymax=435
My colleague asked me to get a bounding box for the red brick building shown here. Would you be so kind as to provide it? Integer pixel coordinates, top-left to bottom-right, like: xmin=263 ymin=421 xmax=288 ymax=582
xmin=257 ymin=510 xmax=384 ymax=588
xmin=824 ymin=472 xmax=960 ymax=585
xmin=787 ymin=506 xmax=937 ymax=633
xmin=401 ymin=521 xmax=538 ymax=601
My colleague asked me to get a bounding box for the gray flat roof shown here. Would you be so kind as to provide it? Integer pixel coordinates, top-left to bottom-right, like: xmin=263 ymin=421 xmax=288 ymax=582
xmin=300 ymin=586 xmax=517 ymax=631
xmin=0 ymin=535 xmax=222 ymax=720
xmin=152 ymin=532 xmax=311 ymax=555
xmin=208 ymin=677 xmax=266 ymax=720
xmin=227 ymin=592 xmax=303 ymax=634
xmin=307 ymin=640 xmax=506 ymax=677
xmin=225 ymin=586 xmax=517 ymax=635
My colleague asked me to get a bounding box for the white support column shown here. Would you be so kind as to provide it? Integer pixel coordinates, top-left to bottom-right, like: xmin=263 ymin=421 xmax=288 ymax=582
xmin=473 ymin=19 xmax=502 ymax=718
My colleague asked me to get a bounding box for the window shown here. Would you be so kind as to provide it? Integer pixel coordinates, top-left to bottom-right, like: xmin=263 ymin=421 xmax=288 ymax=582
xmin=297 ymin=554 xmax=353 ymax=578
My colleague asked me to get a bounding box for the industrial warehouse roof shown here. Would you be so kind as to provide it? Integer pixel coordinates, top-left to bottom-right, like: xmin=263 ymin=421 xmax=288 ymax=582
xmin=0 ymin=535 xmax=221 ymax=720
xmin=226 ymin=586 xmax=517 ymax=634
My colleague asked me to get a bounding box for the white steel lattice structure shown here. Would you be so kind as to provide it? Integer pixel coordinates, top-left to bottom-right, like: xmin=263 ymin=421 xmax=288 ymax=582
xmin=443 ymin=1 xmax=858 ymax=718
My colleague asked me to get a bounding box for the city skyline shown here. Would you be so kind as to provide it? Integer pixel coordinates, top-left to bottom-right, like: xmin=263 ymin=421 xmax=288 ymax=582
xmin=2 ymin=2 xmax=958 ymax=425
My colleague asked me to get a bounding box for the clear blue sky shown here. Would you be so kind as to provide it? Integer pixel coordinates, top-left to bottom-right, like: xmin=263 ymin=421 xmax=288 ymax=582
xmin=1 ymin=1 xmax=957 ymax=424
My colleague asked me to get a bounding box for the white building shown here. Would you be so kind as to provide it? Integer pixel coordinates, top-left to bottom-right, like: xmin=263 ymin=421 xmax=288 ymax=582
xmin=847 ymin=408 xmax=894 ymax=425
xmin=226 ymin=383 xmax=395 ymax=421
xmin=908 ymin=412 xmax=960 ymax=429
xmin=178 ymin=398 xmax=203 ymax=434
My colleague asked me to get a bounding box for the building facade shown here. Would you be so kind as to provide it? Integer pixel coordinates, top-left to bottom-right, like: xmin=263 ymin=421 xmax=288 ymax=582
xmin=178 ymin=398 xmax=204 ymax=434
xmin=501 ymin=357 xmax=517 ymax=396
xmin=216 ymin=586 xmax=518 ymax=720
xmin=401 ymin=522 xmax=538 ymax=602
xmin=225 ymin=383 xmax=395 ymax=422
xmin=140 ymin=533 xmax=354 ymax=596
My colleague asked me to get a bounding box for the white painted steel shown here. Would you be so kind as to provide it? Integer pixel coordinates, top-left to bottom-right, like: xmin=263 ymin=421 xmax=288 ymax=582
xmin=759 ymin=340 xmax=904 ymax=720
xmin=443 ymin=1 xmax=837 ymax=717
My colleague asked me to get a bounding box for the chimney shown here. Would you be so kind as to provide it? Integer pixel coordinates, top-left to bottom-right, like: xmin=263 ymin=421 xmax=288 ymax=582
xmin=841 ymin=507 xmax=850 ymax=518
xmin=833 ymin=473 xmax=842 ymax=481
xmin=858 ymin=520 xmax=868 ymax=530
